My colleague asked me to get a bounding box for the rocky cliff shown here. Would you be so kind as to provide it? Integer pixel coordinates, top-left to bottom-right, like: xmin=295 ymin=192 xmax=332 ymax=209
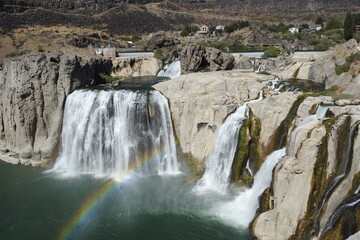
xmin=0 ymin=52 xmax=111 ymax=166
xmin=154 ymin=63 xmax=360 ymax=239
xmin=180 ymin=44 xmax=235 ymax=73
xmin=112 ymin=57 xmax=162 ymax=77
xmin=254 ymin=40 xmax=360 ymax=96
xmin=251 ymin=95 xmax=360 ymax=240
xmin=154 ymin=70 xmax=268 ymax=170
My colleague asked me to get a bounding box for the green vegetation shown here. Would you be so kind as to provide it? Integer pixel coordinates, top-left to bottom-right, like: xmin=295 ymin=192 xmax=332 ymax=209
xmin=262 ymin=46 xmax=280 ymax=58
xmin=198 ymin=41 xmax=264 ymax=52
xmin=335 ymin=63 xmax=351 ymax=75
xmin=326 ymin=17 xmax=343 ymax=30
xmin=224 ymin=21 xmax=250 ymax=34
xmin=36 ymin=46 xmax=44 ymax=52
xmin=5 ymin=50 xmax=30 ymax=58
xmin=131 ymin=35 xmax=142 ymax=43
xmin=344 ymin=12 xmax=355 ymax=41
xmin=315 ymin=16 xmax=324 ymax=26
xmin=98 ymin=73 xmax=121 ymax=83
xmin=264 ymin=23 xmax=292 ymax=33
xmin=316 ymin=85 xmax=358 ymax=101
xmin=180 ymin=24 xmax=199 ymax=37
xmin=335 ymin=52 xmax=360 ymax=75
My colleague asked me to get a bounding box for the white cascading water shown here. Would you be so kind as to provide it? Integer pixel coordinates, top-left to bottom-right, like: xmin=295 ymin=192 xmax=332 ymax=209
xmin=157 ymin=60 xmax=181 ymax=79
xmin=195 ymin=93 xmax=263 ymax=193
xmin=299 ymin=105 xmax=334 ymax=127
xmin=266 ymin=77 xmax=283 ymax=93
xmin=52 ymin=89 xmax=179 ymax=179
xmin=214 ymin=148 xmax=286 ymax=227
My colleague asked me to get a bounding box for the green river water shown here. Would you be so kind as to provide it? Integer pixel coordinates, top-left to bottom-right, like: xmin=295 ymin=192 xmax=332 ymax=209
xmin=0 ymin=161 xmax=249 ymax=240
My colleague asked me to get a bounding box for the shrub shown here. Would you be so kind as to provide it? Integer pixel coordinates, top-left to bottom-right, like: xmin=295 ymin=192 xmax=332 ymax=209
xmin=99 ymin=73 xmax=121 ymax=83
xmin=354 ymin=33 xmax=360 ymax=42
xmin=131 ymin=36 xmax=141 ymax=42
xmin=262 ymin=46 xmax=280 ymax=58
xmin=316 ymin=16 xmax=324 ymax=26
xmin=180 ymin=24 xmax=199 ymax=36
xmin=5 ymin=50 xmax=30 ymax=58
xmin=345 ymin=52 xmax=360 ymax=63
xmin=335 ymin=63 xmax=351 ymax=75
xmin=224 ymin=21 xmax=250 ymax=33
xmin=154 ymin=48 xmax=164 ymax=59
xmin=180 ymin=29 xmax=190 ymax=37
xmin=36 ymin=46 xmax=44 ymax=52
xmin=326 ymin=17 xmax=343 ymax=30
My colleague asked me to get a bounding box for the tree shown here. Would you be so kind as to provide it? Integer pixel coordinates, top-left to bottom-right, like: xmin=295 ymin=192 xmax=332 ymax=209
xmin=315 ymin=16 xmax=324 ymax=26
xmin=326 ymin=17 xmax=343 ymax=30
xmin=344 ymin=13 xmax=355 ymax=41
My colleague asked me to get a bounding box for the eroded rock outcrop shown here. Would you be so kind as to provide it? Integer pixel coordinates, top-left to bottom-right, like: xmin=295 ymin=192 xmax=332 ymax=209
xmin=180 ymin=44 xmax=235 ymax=73
xmin=257 ymin=40 xmax=360 ymax=96
xmin=251 ymin=92 xmax=360 ymax=240
xmin=154 ymin=70 xmax=270 ymax=170
xmin=0 ymin=53 xmax=111 ymax=166
xmin=112 ymin=57 xmax=161 ymax=77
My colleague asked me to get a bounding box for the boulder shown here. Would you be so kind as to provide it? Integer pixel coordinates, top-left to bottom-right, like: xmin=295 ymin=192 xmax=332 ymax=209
xmin=180 ymin=44 xmax=235 ymax=73
xmin=235 ymin=55 xmax=253 ymax=70
xmin=112 ymin=57 xmax=161 ymax=77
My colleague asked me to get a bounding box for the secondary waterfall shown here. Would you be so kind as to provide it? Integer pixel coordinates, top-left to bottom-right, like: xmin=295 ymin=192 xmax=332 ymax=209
xmin=214 ymin=148 xmax=286 ymax=227
xmin=299 ymin=105 xmax=334 ymax=127
xmin=196 ymin=93 xmax=263 ymax=193
xmin=52 ymin=89 xmax=179 ymax=179
xmin=321 ymin=186 xmax=360 ymax=238
xmin=311 ymin=121 xmax=360 ymax=236
xmin=157 ymin=60 xmax=181 ymax=79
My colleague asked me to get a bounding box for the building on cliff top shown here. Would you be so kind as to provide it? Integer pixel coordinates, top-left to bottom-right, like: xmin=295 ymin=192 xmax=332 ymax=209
xmin=197 ymin=25 xmax=210 ymax=35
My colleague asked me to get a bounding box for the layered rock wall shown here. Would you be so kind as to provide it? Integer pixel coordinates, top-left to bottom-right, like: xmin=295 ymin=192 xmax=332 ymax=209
xmin=0 ymin=53 xmax=111 ymax=166
xmin=154 ymin=70 xmax=269 ymax=170
xmin=112 ymin=57 xmax=161 ymax=77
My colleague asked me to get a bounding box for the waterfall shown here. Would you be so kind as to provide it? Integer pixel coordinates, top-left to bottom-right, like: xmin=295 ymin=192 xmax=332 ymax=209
xmin=254 ymin=60 xmax=262 ymax=73
xmin=299 ymin=105 xmax=333 ymax=127
xmin=195 ymin=93 xmax=263 ymax=193
xmin=246 ymin=159 xmax=254 ymax=177
xmin=157 ymin=60 xmax=181 ymax=79
xmin=311 ymin=121 xmax=360 ymax=236
xmin=266 ymin=77 xmax=283 ymax=93
xmin=52 ymin=89 xmax=179 ymax=179
xmin=214 ymin=148 xmax=286 ymax=227
xmin=321 ymin=188 xmax=360 ymax=238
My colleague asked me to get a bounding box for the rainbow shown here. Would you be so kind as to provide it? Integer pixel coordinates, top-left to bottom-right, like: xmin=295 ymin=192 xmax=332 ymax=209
xmin=56 ymin=147 xmax=177 ymax=240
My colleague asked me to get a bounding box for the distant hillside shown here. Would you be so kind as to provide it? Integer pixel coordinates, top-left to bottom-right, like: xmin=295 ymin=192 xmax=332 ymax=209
xmin=2 ymin=0 xmax=359 ymax=15
xmin=1 ymin=0 xmax=359 ymax=35
xmin=173 ymin=0 xmax=360 ymax=13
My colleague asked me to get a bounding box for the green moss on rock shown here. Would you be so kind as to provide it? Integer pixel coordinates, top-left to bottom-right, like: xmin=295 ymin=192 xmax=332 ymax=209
xmin=262 ymin=94 xmax=308 ymax=162
xmin=230 ymin=111 xmax=262 ymax=187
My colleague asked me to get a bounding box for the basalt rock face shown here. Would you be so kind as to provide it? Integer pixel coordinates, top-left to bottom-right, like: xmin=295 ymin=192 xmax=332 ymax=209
xmin=112 ymin=57 xmax=161 ymax=77
xmin=251 ymin=92 xmax=360 ymax=240
xmin=180 ymin=44 xmax=235 ymax=73
xmin=154 ymin=70 xmax=269 ymax=170
xmin=257 ymin=40 xmax=360 ymax=96
xmin=0 ymin=53 xmax=112 ymax=166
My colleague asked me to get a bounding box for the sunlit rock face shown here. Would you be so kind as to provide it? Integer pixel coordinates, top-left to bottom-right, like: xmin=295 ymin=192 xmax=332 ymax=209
xmin=0 ymin=53 xmax=112 ymax=166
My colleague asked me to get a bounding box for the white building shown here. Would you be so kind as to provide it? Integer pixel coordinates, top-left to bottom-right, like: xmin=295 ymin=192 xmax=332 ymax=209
xmin=197 ymin=25 xmax=210 ymax=34
xmin=309 ymin=24 xmax=322 ymax=32
xmin=289 ymin=27 xmax=299 ymax=34
xmin=215 ymin=25 xmax=225 ymax=31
